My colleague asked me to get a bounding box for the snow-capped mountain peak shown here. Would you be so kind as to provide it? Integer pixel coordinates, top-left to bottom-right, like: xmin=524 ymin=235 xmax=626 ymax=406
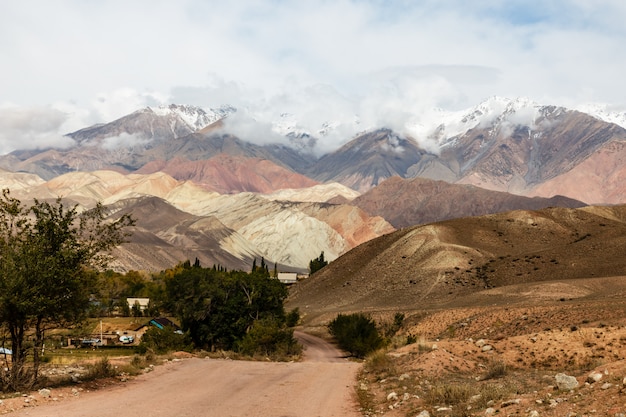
xmin=410 ymin=96 xmax=544 ymax=147
xmin=575 ymin=103 xmax=626 ymax=129
xmin=148 ymin=104 xmax=235 ymax=131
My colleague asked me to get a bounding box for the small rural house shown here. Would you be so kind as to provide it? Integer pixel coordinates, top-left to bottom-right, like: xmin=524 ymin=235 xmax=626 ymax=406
xmin=277 ymin=272 xmax=298 ymax=284
xmin=134 ymin=317 xmax=181 ymax=340
xmin=127 ymin=297 xmax=150 ymax=312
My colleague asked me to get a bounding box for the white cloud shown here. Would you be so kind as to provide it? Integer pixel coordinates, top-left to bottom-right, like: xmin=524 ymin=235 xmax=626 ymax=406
xmin=0 ymin=105 xmax=76 ymax=154
xmin=0 ymin=1 xmax=625 ymax=154
xmin=92 ymin=89 xmax=168 ymax=124
xmin=220 ymin=110 xmax=285 ymax=146
xmin=101 ymin=133 xmax=151 ymax=151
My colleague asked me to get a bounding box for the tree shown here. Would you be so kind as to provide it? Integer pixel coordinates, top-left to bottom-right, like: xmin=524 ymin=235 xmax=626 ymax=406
xmin=131 ymin=301 xmax=143 ymax=317
xmin=309 ymin=251 xmax=328 ymax=274
xmin=165 ymin=266 xmax=289 ymax=352
xmin=0 ymin=190 xmax=134 ymax=389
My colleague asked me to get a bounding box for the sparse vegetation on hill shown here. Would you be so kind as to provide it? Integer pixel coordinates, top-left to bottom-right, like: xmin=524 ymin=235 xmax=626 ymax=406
xmin=309 ymin=251 xmax=328 ymax=274
xmin=288 ymin=204 xmax=626 ymax=322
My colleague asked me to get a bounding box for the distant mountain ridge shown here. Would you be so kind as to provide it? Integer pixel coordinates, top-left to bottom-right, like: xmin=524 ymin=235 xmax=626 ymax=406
xmin=1 ymin=96 xmax=623 ymax=273
xmin=3 ymin=170 xmax=392 ymax=272
xmin=352 ymin=176 xmax=586 ymax=228
xmin=1 ymin=97 xmax=625 ymax=204
xmin=308 ymin=99 xmax=626 ymax=204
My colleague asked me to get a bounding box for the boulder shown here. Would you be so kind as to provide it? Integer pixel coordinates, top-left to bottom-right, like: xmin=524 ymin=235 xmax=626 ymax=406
xmin=555 ymin=373 xmax=579 ymax=391
xmin=587 ymin=372 xmax=603 ymax=383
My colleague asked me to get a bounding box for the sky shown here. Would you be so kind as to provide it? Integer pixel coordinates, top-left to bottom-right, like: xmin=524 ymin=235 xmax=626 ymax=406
xmin=1 ymin=0 xmax=626 ymax=155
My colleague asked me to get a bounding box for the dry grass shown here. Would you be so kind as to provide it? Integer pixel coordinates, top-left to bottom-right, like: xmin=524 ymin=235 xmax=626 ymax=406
xmin=482 ymin=360 xmax=507 ymax=380
xmin=350 ymin=298 xmax=626 ymax=416
xmin=424 ymin=380 xmax=475 ymax=407
xmin=364 ymin=350 xmax=397 ymax=376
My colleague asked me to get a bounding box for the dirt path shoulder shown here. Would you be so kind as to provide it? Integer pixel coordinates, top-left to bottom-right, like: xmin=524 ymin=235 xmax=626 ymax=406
xmin=6 ymin=333 xmax=362 ymax=417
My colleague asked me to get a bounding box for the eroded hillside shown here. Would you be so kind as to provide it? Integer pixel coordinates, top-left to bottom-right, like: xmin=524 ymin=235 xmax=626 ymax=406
xmin=287 ymin=205 xmax=626 ymax=324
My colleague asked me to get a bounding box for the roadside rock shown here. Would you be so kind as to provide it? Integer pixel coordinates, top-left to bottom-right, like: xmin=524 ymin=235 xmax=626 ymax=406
xmin=38 ymin=388 xmax=51 ymax=398
xmin=587 ymin=372 xmax=603 ymax=383
xmin=387 ymin=392 xmax=398 ymax=401
xmin=555 ymin=373 xmax=579 ymax=391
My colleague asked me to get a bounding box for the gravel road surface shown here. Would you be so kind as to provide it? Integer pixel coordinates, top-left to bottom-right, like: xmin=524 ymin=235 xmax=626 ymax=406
xmin=9 ymin=332 xmax=361 ymax=417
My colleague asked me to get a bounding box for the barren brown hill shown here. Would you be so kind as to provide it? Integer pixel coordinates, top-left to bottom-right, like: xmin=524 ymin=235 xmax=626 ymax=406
xmin=352 ymin=176 xmax=585 ymax=228
xmin=528 ymin=140 xmax=626 ymax=204
xmin=287 ymin=204 xmax=626 ymax=324
xmin=136 ymin=154 xmax=318 ymax=194
xmin=105 ymin=196 xmax=263 ymax=272
xmin=296 ymin=202 xmax=395 ymax=249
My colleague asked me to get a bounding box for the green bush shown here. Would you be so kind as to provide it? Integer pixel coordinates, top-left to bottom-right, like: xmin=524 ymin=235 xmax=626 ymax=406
xmin=165 ymin=267 xmax=288 ymax=351
xmin=328 ymin=313 xmax=384 ymax=358
xmin=285 ymin=308 xmax=300 ymax=328
xmin=237 ymin=318 xmax=302 ymax=360
xmin=137 ymin=326 xmax=192 ymax=354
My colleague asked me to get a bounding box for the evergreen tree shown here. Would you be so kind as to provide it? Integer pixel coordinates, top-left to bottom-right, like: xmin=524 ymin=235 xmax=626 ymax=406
xmin=309 ymin=251 xmax=329 ymax=274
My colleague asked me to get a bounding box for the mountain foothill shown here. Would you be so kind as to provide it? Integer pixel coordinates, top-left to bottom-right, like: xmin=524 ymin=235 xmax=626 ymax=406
xmin=1 ymin=98 xmax=625 ymax=318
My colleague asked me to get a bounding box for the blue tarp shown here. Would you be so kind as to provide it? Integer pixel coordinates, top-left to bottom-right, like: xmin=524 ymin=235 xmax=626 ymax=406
xmin=0 ymin=347 xmax=12 ymax=355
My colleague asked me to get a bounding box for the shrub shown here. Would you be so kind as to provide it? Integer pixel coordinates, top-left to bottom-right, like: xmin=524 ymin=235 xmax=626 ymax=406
xmin=424 ymin=381 xmax=474 ymax=406
xmin=328 ymin=313 xmax=384 ymax=358
xmin=472 ymin=383 xmax=511 ymax=409
xmin=379 ymin=312 xmax=405 ymax=339
xmin=364 ymin=350 xmax=396 ymax=376
xmin=85 ymin=357 xmax=116 ymax=380
xmin=137 ymin=326 xmax=192 ymax=354
xmin=237 ymin=318 xmax=302 ymax=360
xmin=285 ymin=308 xmax=300 ymax=328
xmin=483 ymin=360 xmax=507 ymax=380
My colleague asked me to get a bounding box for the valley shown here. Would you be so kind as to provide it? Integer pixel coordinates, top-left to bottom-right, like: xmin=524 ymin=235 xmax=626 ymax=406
xmin=1 ymin=97 xmax=626 ymax=416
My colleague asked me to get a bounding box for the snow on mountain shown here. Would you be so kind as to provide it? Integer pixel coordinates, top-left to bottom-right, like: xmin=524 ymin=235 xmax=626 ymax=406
xmin=148 ymin=104 xmax=235 ymax=131
xmin=271 ymin=112 xmax=363 ymax=141
xmin=137 ymin=99 xmax=626 ymax=163
xmin=417 ymin=97 xmax=547 ymax=148
xmin=134 ymin=98 xmax=626 ymax=152
xmin=575 ymin=103 xmax=626 ymax=129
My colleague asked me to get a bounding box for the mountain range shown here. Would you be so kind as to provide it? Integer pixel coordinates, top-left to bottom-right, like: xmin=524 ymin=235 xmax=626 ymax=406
xmin=0 ymin=97 xmax=624 ymax=272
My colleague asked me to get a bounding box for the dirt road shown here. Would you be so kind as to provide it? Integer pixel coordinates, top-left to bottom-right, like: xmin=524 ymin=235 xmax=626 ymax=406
xmin=9 ymin=332 xmax=362 ymax=417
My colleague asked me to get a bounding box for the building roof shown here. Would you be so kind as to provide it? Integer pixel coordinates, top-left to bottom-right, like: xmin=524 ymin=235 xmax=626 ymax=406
xmin=135 ymin=317 xmax=180 ymax=332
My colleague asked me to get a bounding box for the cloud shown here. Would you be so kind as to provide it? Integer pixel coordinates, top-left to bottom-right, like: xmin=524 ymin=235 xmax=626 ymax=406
xmin=0 ymin=105 xmax=76 ymax=154
xmin=92 ymin=89 xmax=168 ymax=124
xmin=1 ymin=1 xmax=626 ymax=155
xmin=202 ymin=66 xmax=482 ymax=154
xmin=218 ymin=111 xmax=281 ymax=146
xmin=100 ymin=133 xmax=151 ymax=151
